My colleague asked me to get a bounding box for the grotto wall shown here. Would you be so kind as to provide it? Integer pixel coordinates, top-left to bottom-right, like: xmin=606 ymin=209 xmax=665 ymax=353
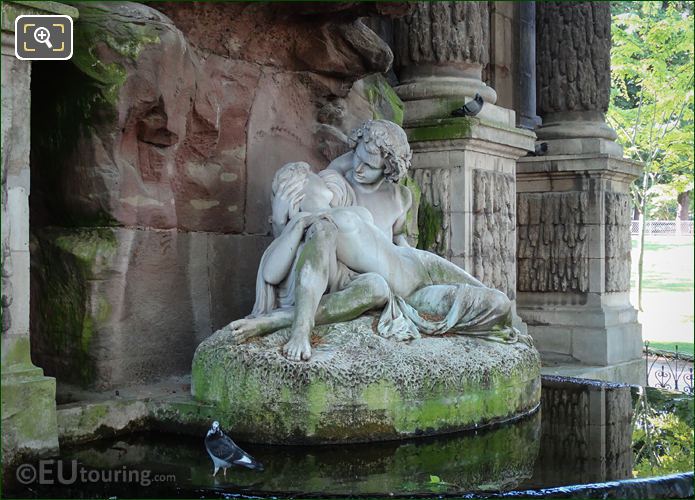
xmin=29 ymin=1 xmax=408 ymax=389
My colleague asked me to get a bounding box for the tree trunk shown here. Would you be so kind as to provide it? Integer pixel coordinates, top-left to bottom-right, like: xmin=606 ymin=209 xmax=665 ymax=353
xmin=676 ymin=191 xmax=690 ymax=220
xmin=676 ymin=190 xmax=691 ymax=235
xmin=637 ymin=173 xmax=649 ymax=311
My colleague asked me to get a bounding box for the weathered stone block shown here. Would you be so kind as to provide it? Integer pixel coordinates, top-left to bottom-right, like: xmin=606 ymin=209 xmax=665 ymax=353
xmin=1 ymin=371 xmax=59 ymax=464
xmin=208 ymin=234 xmax=273 ymax=333
xmin=30 ymin=227 xmax=271 ymax=388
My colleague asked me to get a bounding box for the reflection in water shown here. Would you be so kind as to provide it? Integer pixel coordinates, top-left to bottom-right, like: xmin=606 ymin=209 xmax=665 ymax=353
xmin=5 ymin=380 xmax=692 ymax=498
xmin=520 ymin=376 xmax=634 ymax=489
xmin=60 ymin=410 xmax=541 ymax=497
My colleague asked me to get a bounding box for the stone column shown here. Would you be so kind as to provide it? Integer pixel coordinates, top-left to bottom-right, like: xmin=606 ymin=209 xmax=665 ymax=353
xmin=517 ymin=2 xmax=541 ymax=130
xmin=1 ymin=1 xmax=75 ymax=464
xmin=392 ymin=2 xmax=534 ymax=327
xmin=393 ymin=1 xmax=511 ymax=125
xmin=535 ymin=2 xmax=620 ymax=156
xmin=516 ymin=2 xmax=643 ymax=384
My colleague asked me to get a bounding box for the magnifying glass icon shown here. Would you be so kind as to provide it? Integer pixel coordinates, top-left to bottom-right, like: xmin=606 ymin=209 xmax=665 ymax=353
xmin=33 ymin=27 xmax=53 ymax=49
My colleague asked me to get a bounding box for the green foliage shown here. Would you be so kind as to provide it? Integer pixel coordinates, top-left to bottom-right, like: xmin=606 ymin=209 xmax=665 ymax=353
xmin=645 ymin=341 xmax=694 ymax=356
xmin=609 ymin=2 xmax=694 ymax=211
xmin=632 ymin=393 xmax=694 ymax=478
xmin=610 ymin=2 xmax=694 ymax=309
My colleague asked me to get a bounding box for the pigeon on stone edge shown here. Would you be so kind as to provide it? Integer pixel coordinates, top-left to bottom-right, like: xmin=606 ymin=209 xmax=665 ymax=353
xmin=451 ymin=93 xmax=484 ymax=117
xmin=205 ymin=421 xmax=264 ymax=476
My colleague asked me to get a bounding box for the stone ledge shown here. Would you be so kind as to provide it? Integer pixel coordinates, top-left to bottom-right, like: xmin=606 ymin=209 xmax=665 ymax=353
xmin=517 ymin=154 xmax=643 ymax=179
xmin=406 ymin=117 xmax=536 ymax=160
xmin=540 ymin=358 xmax=645 ymax=385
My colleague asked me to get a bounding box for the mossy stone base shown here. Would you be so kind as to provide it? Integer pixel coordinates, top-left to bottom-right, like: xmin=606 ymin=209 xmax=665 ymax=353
xmin=192 ymin=316 xmax=541 ymax=444
xmin=1 ymin=368 xmax=59 ymax=465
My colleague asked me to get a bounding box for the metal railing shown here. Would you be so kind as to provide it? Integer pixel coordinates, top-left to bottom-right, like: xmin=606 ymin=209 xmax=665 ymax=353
xmin=631 ymin=220 xmax=694 ymax=235
xmin=644 ymin=341 xmax=694 ymax=394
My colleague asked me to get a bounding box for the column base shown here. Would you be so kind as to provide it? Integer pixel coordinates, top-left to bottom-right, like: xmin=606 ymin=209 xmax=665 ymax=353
xmin=399 ymin=94 xmax=514 ymax=127
xmin=535 ymin=111 xmax=623 ymax=157
xmin=539 ymin=137 xmax=623 ymax=158
xmin=518 ymin=292 xmax=642 ymax=367
xmin=394 ymin=75 xmax=509 ymax=126
xmin=1 ymin=366 xmax=60 ymax=465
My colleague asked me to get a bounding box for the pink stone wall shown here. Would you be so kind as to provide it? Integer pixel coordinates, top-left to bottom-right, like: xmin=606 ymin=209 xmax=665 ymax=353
xmin=29 ymin=1 xmax=404 ymax=388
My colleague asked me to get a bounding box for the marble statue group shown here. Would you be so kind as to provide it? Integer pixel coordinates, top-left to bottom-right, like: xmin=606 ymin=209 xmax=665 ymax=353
xmin=222 ymin=120 xmax=521 ymax=361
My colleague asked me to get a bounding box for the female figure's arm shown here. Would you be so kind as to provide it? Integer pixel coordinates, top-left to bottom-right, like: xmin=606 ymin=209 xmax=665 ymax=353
xmin=271 ymin=178 xmax=305 ymax=237
xmin=262 ymin=214 xmax=314 ymax=285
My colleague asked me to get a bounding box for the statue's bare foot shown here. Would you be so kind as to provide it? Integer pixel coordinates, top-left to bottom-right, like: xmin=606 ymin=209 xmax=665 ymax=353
xmin=282 ymin=330 xmax=311 ymax=361
xmin=223 ymin=318 xmax=263 ymax=344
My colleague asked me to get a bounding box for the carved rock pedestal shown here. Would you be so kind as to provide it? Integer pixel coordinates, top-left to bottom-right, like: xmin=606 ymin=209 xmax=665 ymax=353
xmin=0 ymin=1 xmax=73 ymax=464
xmin=407 ymin=117 xmax=535 ymax=330
xmin=192 ymin=316 xmax=540 ymax=444
xmin=516 ymin=155 xmax=644 ymax=383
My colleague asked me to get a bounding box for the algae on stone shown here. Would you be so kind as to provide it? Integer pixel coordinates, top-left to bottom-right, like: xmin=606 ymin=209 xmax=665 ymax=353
xmin=31 ymin=228 xmax=118 ymax=387
xmin=71 ymin=2 xmax=161 ymax=108
xmin=400 ymin=175 xmax=421 ymax=246
xmin=192 ymin=316 xmax=541 ymax=444
xmin=407 ymin=117 xmax=475 ymax=143
xmin=417 ymin=200 xmax=444 ymax=252
xmin=363 ymin=74 xmax=405 ymax=126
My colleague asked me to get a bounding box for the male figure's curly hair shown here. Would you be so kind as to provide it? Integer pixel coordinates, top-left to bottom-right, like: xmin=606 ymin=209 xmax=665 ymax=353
xmin=348 ymin=120 xmax=412 ymax=183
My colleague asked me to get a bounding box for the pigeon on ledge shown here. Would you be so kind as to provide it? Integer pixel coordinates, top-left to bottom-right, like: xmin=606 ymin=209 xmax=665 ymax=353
xmin=205 ymin=421 xmax=264 ymax=476
xmin=451 ymin=93 xmax=484 ymax=117
xmin=526 ymin=142 xmax=548 ymax=157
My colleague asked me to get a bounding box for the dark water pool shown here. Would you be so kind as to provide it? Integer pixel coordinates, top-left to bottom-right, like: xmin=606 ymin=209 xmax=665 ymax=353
xmin=5 ymin=382 xmax=693 ymax=498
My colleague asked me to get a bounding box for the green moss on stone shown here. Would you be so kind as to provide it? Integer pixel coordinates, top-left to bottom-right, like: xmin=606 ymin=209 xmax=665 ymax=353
xmin=363 ymin=74 xmax=405 ymax=126
xmin=407 ymin=117 xmax=475 ymax=143
xmin=191 ymin=318 xmax=541 ymax=444
xmin=1 ymin=374 xmax=58 ymax=465
xmin=72 ymin=3 xmax=160 ymax=108
xmin=31 ymin=228 xmax=118 ymax=387
xmin=2 ymin=336 xmax=34 ymax=369
xmin=53 ymin=228 xmax=117 ymax=270
xmin=417 ymin=200 xmax=443 ymax=251
xmin=400 ymin=175 xmax=421 ymax=244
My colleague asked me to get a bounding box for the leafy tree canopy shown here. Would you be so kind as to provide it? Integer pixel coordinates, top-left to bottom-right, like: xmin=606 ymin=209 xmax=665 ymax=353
xmin=609 ymin=1 xmax=694 ymax=211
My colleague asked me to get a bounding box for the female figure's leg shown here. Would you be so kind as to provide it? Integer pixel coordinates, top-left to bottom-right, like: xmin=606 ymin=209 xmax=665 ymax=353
xmin=283 ymin=220 xmax=392 ymax=361
xmin=400 ymin=249 xmax=512 ymax=334
xmin=405 ymin=284 xmax=511 ymax=333
xmin=226 ymin=273 xmax=390 ymax=344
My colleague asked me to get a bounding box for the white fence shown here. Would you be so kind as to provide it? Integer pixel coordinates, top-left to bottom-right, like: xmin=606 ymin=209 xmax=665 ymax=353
xmin=631 ymin=220 xmax=694 ymax=235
